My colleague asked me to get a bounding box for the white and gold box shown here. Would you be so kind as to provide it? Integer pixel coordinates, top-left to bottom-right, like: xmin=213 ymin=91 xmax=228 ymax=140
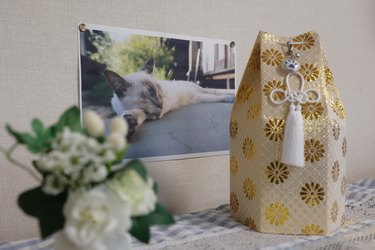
xmin=230 ymin=31 xmax=346 ymax=235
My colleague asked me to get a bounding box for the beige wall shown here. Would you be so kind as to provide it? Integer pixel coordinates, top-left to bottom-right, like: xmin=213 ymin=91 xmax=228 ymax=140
xmin=1 ymin=0 xmax=375 ymax=240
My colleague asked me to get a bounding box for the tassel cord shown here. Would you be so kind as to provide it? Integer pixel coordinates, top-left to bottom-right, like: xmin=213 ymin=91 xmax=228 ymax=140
xmin=269 ymin=71 xmax=320 ymax=167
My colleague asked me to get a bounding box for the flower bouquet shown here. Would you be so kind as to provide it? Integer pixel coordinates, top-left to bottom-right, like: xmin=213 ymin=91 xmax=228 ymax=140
xmin=0 ymin=106 xmax=174 ymax=250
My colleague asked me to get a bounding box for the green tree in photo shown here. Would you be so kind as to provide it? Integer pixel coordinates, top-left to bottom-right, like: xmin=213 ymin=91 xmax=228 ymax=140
xmin=89 ymin=33 xmax=175 ymax=80
xmin=88 ymin=31 xmax=113 ymax=65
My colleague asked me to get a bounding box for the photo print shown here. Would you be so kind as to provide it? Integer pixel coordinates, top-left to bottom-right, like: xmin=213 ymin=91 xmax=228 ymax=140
xmin=79 ymin=24 xmax=236 ymax=161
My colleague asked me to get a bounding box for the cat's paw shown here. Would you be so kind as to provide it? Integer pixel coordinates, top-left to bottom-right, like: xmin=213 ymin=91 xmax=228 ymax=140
xmin=224 ymin=95 xmax=235 ymax=103
xmin=123 ymin=113 xmax=138 ymax=139
xmin=146 ymin=107 xmax=162 ymax=120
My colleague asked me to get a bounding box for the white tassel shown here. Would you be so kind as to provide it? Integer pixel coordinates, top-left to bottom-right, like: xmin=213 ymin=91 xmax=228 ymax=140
xmin=281 ymin=103 xmax=305 ymax=167
xmin=269 ymin=71 xmax=320 ymax=168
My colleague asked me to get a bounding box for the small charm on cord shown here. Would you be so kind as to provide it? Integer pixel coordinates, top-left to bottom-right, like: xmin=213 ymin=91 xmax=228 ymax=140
xmin=283 ymin=42 xmax=301 ymax=72
xmin=283 ymin=58 xmax=300 ymax=72
xmin=269 ymin=42 xmax=320 ymax=167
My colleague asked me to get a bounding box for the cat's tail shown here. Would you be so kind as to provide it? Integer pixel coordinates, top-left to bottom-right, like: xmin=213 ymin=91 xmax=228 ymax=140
xmin=201 ymin=88 xmax=235 ymax=95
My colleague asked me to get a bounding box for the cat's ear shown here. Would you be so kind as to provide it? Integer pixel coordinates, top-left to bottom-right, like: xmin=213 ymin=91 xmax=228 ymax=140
xmin=142 ymin=59 xmax=155 ymax=74
xmin=104 ymin=70 xmax=131 ymax=98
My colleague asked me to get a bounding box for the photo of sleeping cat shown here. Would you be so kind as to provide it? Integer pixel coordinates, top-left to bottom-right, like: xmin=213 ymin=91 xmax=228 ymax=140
xmin=79 ymin=25 xmax=235 ymax=160
xmin=104 ymin=59 xmax=235 ymax=139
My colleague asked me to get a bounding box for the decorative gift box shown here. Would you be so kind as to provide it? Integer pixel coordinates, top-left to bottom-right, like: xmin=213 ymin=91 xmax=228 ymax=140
xmin=230 ymin=31 xmax=346 ymax=235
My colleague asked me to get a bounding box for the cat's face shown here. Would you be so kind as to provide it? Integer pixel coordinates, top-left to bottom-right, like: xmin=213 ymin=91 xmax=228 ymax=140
xmin=104 ymin=63 xmax=163 ymax=120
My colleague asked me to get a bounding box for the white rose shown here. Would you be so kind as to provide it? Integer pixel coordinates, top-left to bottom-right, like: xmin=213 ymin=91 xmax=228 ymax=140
xmin=83 ymin=111 xmax=105 ymax=137
xmin=106 ymin=132 xmax=126 ymax=152
xmin=63 ymin=186 xmax=131 ymax=250
xmin=110 ymin=117 xmax=128 ymax=136
xmin=107 ymin=169 xmax=157 ymax=216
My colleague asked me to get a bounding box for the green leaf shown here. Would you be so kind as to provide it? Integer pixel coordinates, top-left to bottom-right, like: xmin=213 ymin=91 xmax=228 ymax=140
xmin=41 ymin=128 xmax=52 ymax=147
xmin=129 ymin=203 xmax=174 ymax=243
xmin=153 ymin=182 xmax=158 ymax=194
xmin=6 ymin=125 xmax=45 ymax=153
xmin=18 ymin=187 xmax=67 ymax=238
xmin=6 ymin=124 xmax=31 ymax=144
xmin=5 ymin=106 xmax=81 ymax=154
xmin=47 ymin=125 xmax=59 ymax=138
xmin=146 ymin=203 xmax=175 ymax=226
xmin=32 ymin=119 xmax=54 ymax=151
xmin=114 ymin=145 xmax=128 ymax=162
xmin=129 ymin=218 xmax=151 ymax=243
xmin=95 ymin=136 xmax=105 ymax=143
xmin=106 ymin=146 xmax=128 ymax=167
xmin=56 ymin=106 xmax=81 ymax=132
xmin=125 ymin=159 xmax=147 ymax=181
xmin=32 ymin=119 xmax=44 ymax=138
xmin=23 ymin=135 xmax=44 ymax=153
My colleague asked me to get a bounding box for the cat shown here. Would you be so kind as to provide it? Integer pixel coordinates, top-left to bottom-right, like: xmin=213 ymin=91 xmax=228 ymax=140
xmin=104 ymin=60 xmax=235 ymax=138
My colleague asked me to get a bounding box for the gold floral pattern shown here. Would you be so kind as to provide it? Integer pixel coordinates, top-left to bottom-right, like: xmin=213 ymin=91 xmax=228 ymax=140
xmin=332 ymin=161 xmax=340 ymax=182
xmin=341 ymin=176 xmax=346 ymax=196
xmin=244 ymin=217 xmax=257 ymax=230
xmin=300 ymin=64 xmax=319 ymax=82
xmin=305 ymin=139 xmax=325 ymax=163
xmin=264 ymin=118 xmax=284 ymax=142
xmin=300 ymin=182 xmax=325 ymax=206
xmin=243 ymin=177 xmax=256 ymax=200
xmin=331 ymin=100 xmax=345 ymax=119
xmin=333 ymin=120 xmax=340 ymax=140
xmin=247 ymin=102 xmax=261 ymax=120
xmin=301 ymin=102 xmax=324 ymax=120
xmin=261 ymin=49 xmax=284 ymax=66
xmin=301 ymin=224 xmax=324 ymax=235
xmin=248 ymin=44 xmax=261 ymax=71
xmin=263 ymin=80 xmax=286 ymax=101
xmin=236 ymin=83 xmax=253 ymax=104
xmin=265 ymin=161 xmax=289 ymax=185
xmin=331 ymin=201 xmax=339 ymax=223
xmin=292 ymin=32 xmax=315 ymax=51
xmin=342 ymin=137 xmax=347 ymax=157
xmin=264 ymin=202 xmax=289 ymax=226
xmin=242 ymin=138 xmax=256 ymax=160
xmin=324 ymin=67 xmax=334 ymax=85
xmin=230 ymin=119 xmax=239 ymax=139
xmin=230 ymin=155 xmax=238 ymax=176
xmin=230 ymin=192 xmax=239 ymax=213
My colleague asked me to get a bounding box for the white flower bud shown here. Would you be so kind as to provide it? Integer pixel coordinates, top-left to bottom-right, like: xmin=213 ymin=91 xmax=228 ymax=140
xmin=83 ymin=111 xmax=104 ymax=137
xmin=106 ymin=132 xmax=126 ymax=152
xmin=110 ymin=117 xmax=129 ymax=136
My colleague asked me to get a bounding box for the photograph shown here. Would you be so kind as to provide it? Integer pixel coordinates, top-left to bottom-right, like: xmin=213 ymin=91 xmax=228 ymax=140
xmin=79 ymin=24 xmax=236 ymax=160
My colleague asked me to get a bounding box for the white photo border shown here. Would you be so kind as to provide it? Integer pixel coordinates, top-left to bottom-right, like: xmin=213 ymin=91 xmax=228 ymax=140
xmin=78 ymin=23 xmax=236 ymax=162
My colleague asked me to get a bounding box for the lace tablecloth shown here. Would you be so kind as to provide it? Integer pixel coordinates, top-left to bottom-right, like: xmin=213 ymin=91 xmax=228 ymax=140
xmin=2 ymin=179 xmax=375 ymax=250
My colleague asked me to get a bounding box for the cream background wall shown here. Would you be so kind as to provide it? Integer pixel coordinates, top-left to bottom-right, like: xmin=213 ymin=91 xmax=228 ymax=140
xmin=1 ymin=0 xmax=374 ymax=240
